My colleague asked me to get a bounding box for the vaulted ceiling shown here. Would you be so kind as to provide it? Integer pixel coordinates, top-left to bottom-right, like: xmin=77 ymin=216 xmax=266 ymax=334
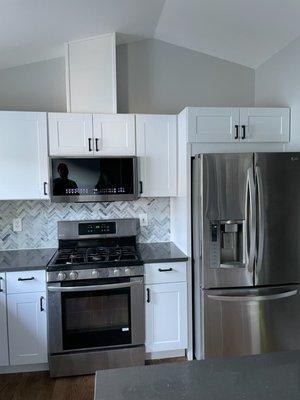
xmin=1 ymin=0 xmax=300 ymax=70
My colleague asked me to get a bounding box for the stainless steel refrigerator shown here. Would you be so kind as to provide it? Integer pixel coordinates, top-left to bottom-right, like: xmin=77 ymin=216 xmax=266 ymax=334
xmin=193 ymin=153 xmax=300 ymax=360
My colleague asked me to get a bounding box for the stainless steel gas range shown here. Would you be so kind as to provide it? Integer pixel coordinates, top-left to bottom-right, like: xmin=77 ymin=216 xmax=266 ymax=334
xmin=47 ymin=218 xmax=145 ymax=378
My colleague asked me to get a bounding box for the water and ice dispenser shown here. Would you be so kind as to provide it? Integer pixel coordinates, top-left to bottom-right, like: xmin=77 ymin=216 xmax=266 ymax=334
xmin=210 ymin=220 xmax=245 ymax=268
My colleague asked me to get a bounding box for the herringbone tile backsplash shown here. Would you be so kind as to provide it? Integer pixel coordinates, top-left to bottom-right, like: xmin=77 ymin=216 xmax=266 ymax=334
xmin=0 ymin=198 xmax=170 ymax=250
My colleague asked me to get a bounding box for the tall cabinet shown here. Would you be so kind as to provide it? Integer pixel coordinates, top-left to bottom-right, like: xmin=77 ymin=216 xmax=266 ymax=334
xmin=0 ymin=112 xmax=49 ymax=200
xmin=136 ymin=114 xmax=177 ymax=197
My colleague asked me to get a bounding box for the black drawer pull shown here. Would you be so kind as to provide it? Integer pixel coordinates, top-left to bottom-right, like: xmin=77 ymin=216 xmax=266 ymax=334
xmin=0 ymin=276 xmax=3 ymax=292
xmin=88 ymin=138 xmax=92 ymax=151
xmin=158 ymin=268 xmax=173 ymax=272
xmin=40 ymin=296 xmax=45 ymax=312
xmin=234 ymin=125 xmax=239 ymax=139
xmin=139 ymin=181 xmax=143 ymax=194
xmin=241 ymin=125 xmax=246 ymax=139
xmin=146 ymin=288 xmax=150 ymax=303
xmin=18 ymin=277 xmax=35 ymax=281
xmin=43 ymin=182 xmax=48 ymax=196
xmin=95 ymin=138 xmax=99 ymax=152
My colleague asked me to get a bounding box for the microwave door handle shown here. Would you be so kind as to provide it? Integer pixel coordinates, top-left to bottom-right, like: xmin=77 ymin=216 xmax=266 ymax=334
xmin=47 ymin=281 xmax=137 ymax=292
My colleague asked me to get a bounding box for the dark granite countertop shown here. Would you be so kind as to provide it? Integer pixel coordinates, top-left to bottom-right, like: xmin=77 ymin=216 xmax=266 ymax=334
xmin=138 ymin=242 xmax=188 ymax=263
xmin=0 ymin=242 xmax=187 ymax=272
xmin=95 ymin=350 xmax=300 ymax=400
xmin=0 ymin=248 xmax=57 ymax=272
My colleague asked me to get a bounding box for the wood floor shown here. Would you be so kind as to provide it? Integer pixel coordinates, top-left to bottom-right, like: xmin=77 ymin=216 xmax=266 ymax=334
xmin=0 ymin=372 xmax=94 ymax=400
xmin=0 ymin=358 xmax=185 ymax=400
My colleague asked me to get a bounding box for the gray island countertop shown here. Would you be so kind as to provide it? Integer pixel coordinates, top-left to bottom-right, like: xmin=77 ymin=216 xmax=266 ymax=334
xmin=95 ymin=350 xmax=300 ymax=400
xmin=0 ymin=248 xmax=57 ymax=272
xmin=138 ymin=242 xmax=188 ymax=263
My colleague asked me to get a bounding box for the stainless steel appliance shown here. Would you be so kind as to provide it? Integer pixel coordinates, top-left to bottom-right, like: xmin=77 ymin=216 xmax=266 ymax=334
xmin=50 ymin=156 xmax=139 ymax=202
xmin=47 ymin=218 xmax=145 ymax=377
xmin=193 ymin=153 xmax=300 ymax=360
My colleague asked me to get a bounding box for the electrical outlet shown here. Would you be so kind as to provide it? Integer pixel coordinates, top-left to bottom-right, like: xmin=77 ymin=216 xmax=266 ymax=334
xmin=138 ymin=213 xmax=148 ymax=227
xmin=13 ymin=218 xmax=23 ymax=232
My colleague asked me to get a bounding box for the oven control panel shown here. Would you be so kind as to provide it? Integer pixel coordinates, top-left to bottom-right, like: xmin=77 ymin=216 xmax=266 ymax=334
xmin=78 ymin=222 xmax=116 ymax=236
xmin=47 ymin=266 xmax=144 ymax=283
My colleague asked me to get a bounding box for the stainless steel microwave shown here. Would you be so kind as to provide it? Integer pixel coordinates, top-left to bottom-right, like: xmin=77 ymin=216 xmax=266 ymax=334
xmin=50 ymin=157 xmax=139 ymax=202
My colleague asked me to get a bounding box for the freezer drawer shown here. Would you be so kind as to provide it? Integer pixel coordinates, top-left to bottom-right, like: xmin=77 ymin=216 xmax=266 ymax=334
xmin=203 ymin=285 xmax=300 ymax=358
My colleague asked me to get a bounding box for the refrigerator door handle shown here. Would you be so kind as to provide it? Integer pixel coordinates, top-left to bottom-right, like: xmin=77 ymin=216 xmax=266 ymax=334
xmin=207 ymin=289 xmax=297 ymax=302
xmin=255 ymin=166 xmax=264 ymax=279
xmin=245 ymin=168 xmax=256 ymax=275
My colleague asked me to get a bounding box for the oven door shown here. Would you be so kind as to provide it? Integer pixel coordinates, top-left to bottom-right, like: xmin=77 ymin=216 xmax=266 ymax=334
xmin=47 ymin=277 xmax=144 ymax=354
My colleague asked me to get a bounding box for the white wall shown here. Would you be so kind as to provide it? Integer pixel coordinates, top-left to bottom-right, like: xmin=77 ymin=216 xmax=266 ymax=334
xmin=255 ymin=36 xmax=300 ymax=150
xmin=0 ymin=57 xmax=66 ymax=112
xmin=117 ymin=39 xmax=255 ymax=114
xmin=0 ymin=39 xmax=255 ymax=113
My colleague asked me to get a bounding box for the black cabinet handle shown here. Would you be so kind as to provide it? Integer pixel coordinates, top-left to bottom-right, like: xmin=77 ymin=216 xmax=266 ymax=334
xmin=95 ymin=138 xmax=99 ymax=152
xmin=139 ymin=181 xmax=143 ymax=194
xmin=43 ymin=182 xmax=48 ymax=196
xmin=158 ymin=268 xmax=173 ymax=272
xmin=234 ymin=125 xmax=239 ymax=139
xmin=146 ymin=288 xmax=150 ymax=303
xmin=88 ymin=138 xmax=92 ymax=152
xmin=241 ymin=125 xmax=246 ymax=139
xmin=18 ymin=277 xmax=35 ymax=281
xmin=0 ymin=276 xmax=3 ymax=293
xmin=40 ymin=296 xmax=45 ymax=312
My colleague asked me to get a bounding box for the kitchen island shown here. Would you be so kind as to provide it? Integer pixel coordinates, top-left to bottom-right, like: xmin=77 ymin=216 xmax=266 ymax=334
xmin=94 ymin=350 xmax=300 ymax=399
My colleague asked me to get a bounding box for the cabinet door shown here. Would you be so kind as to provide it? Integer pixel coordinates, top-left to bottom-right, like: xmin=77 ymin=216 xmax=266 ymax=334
xmin=7 ymin=292 xmax=47 ymax=365
xmin=48 ymin=113 xmax=93 ymax=156
xmin=0 ymin=111 xmax=49 ymax=200
xmin=145 ymin=283 xmax=187 ymax=353
xmin=93 ymin=114 xmax=135 ymax=155
xmin=0 ymin=273 xmax=9 ymax=367
xmin=136 ymin=115 xmax=177 ymax=197
xmin=239 ymin=108 xmax=290 ymax=143
xmin=187 ymin=107 xmax=240 ymax=143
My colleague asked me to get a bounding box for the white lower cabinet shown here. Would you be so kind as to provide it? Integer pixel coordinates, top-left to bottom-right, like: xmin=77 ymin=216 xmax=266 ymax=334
xmin=145 ymin=282 xmax=187 ymax=353
xmin=145 ymin=262 xmax=188 ymax=354
xmin=7 ymin=291 xmax=47 ymax=366
xmin=0 ymin=273 xmax=9 ymax=367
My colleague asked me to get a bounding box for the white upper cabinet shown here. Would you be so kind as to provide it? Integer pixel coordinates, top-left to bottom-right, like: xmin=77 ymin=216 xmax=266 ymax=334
xmin=0 ymin=273 xmax=9 ymax=367
xmin=66 ymin=33 xmax=117 ymax=114
xmin=7 ymin=291 xmax=47 ymax=366
xmin=0 ymin=111 xmax=49 ymax=200
xmin=93 ymin=114 xmax=135 ymax=155
xmin=186 ymin=107 xmax=290 ymax=143
xmin=136 ymin=115 xmax=177 ymax=197
xmin=49 ymin=113 xmax=135 ymax=156
xmin=187 ymin=107 xmax=240 ymax=143
xmin=239 ymin=108 xmax=290 ymax=143
xmin=48 ymin=113 xmax=93 ymax=156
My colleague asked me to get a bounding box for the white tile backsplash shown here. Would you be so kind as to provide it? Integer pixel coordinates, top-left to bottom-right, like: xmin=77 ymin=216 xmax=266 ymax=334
xmin=0 ymin=198 xmax=170 ymax=250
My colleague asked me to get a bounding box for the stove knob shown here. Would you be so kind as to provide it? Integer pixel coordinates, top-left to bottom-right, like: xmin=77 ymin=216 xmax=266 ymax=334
xmin=91 ymin=270 xmax=99 ymax=279
xmin=57 ymin=272 xmax=67 ymax=281
xmin=69 ymin=271 xmax=78 ymax=280
xmin=125 ymin=268 xmax=131 ymax=275
xmin=113 ymin=268 xmax=120 ymax=277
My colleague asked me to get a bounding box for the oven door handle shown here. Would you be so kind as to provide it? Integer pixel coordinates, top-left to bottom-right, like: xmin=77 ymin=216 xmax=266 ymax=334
xmin=47 ymin=281 xmax=138 ymax=292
